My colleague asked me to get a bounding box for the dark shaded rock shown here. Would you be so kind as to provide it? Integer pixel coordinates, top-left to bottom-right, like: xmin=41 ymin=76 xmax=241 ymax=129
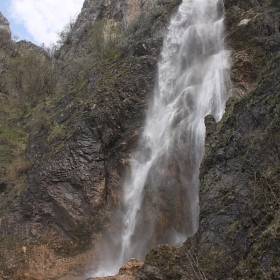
xmin=0 ymin=180 xmax=8 ymax=193
xmin=133 ymin=43 xmax=149 ymax=56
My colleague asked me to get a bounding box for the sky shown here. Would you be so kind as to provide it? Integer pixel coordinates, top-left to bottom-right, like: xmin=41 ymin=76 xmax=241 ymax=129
xmin=0 ymin=0 xmax=84 ymax=46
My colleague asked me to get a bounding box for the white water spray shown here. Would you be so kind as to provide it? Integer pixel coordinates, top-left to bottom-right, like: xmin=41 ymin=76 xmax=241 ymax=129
xmin=93 ymin=0 xmax=230 ymax=276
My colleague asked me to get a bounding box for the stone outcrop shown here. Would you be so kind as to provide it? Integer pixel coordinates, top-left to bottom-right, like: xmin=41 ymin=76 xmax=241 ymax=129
xmin=0 ymin=12 xmax=11 ymax=39
xmin=90 ymin=258 xmax=143 ymax=280
xmin=58 ymin=0 xmax=178 ymax=60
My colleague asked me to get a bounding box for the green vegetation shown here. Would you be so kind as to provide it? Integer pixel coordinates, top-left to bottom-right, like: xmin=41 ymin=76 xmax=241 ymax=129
xmin=0 ymin=92 xmax=29 ymax=215
xmin=0 ymin=40 xmax=59 ymax=214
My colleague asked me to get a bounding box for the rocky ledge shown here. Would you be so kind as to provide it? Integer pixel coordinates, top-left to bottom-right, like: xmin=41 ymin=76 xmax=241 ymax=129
xmin=89 ymin=258 xmax=144 ymax=280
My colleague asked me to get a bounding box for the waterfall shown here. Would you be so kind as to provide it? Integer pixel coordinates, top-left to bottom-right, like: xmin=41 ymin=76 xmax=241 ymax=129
xmin=93 ymin=0 xmax=230 ymax=276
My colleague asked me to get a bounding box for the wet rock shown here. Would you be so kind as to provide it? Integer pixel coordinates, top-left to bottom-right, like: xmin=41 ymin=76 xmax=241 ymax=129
xmin=92 ymin=258 xmax=144 ymax=280
xmin=137 ymin=1 xmax=280 ymax=279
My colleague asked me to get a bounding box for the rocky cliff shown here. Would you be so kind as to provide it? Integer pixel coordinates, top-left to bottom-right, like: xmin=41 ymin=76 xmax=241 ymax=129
xmin=0 ymin=0 xmax=279 ymax=279
xmin=134 ymin=1 xmax=280 ymax=279
xmin=0 ymin=1 xmax=181 ymax=279
xmin=0 ymin=12 xmax=11 ymax=39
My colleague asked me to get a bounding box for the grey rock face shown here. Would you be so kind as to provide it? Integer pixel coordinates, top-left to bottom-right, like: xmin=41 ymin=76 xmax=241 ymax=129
xmin=0 ymin=12 xmax=11 ymax=39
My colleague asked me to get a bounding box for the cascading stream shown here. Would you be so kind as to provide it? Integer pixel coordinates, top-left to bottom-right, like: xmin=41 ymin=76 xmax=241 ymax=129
xmin=93 ymin=0 xmax=230 ymax=276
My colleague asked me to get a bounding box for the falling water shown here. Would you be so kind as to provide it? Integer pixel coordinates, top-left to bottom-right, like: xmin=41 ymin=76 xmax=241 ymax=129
xmin=93 ymin=0 xmax=230 ymax=276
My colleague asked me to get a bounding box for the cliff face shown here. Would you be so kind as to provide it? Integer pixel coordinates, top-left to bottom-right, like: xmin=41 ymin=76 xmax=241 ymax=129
xmin=136 ymin=1 xmax=280 ymax=279
xmin=0 ymin=1 xmax=181 ymax=279
xmin=0 ymin=0 xmax=279 ymax=279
